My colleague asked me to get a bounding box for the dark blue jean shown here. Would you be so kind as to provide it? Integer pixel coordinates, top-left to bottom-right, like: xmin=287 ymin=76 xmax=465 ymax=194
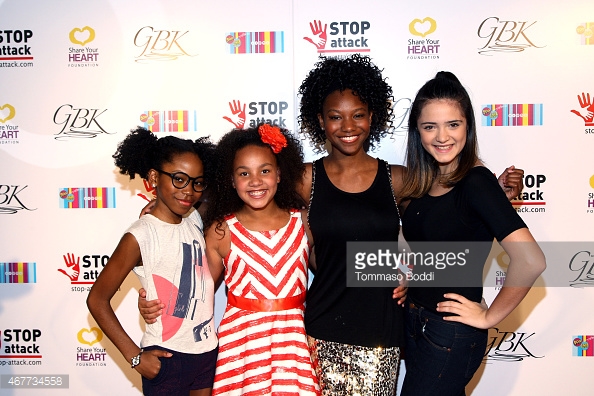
xmin=141 ymin=345 xmax=218 ymax=395
xmin=400 ymin=300 xmax=488 ymax=396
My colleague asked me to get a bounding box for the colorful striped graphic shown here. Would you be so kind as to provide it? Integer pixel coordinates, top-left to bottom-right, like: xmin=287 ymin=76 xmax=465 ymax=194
xmin=59 ymin=187 xmax=116 ymax=209
xmin=140 ymin=110 xmax=198 ymax=132
xmin=226 ymin=31 xmax=284 ymax=54
xmin=572 ymin=335 xmax=594 ymax=356
xmin=481 ymin=104 xmax=543 ymax=126
xmin=576 ymin=23 xmax=594 ymax=45
xmin=0 ymin=262 xmax=37 ymax=283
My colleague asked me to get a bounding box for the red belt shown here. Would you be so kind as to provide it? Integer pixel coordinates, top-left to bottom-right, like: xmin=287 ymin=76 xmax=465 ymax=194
xmin=227 ymin=293 xmax=305 ymax=312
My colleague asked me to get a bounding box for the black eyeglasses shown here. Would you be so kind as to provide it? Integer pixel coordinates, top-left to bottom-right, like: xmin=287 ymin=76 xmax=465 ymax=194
xmin=155 ymin=169 xmax=207 ymax=192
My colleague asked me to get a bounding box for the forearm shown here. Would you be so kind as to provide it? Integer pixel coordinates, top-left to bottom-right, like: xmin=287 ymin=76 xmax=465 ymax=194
xmin=439 ymin=230 xmax=545 ymax=328
xmin=87 ymin=295 xmax=141 ymax=363
xmin=484 ymin=286 xmax=531 ymax=327
xmin=485 ymin=251 xmax=544 ymax=327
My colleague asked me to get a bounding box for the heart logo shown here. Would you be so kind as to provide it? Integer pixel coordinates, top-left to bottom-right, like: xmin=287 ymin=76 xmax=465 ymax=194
xmin=590 ymin=175 xmax=594 ymax=189
xmin=0 ymin=104 xmax=16 ymax=123
xmin=69 ymin=26 xmax=96 ymax=46
xmin=409 ymin=17 xmax=437 ymax=38
xmin=496 ymin=250 xmax=510 ymax=267
xmin=77 ymin=327 xmax=103 ymax=346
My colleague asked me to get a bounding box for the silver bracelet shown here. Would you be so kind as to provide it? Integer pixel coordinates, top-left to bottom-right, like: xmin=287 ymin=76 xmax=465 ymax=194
xmin=131 ymin=349 xmax=143 ymax=368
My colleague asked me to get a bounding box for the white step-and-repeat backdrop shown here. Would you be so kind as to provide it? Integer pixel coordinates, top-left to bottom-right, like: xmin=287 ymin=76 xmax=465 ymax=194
xmin=1 ymin=0 xmax=593 ymax=394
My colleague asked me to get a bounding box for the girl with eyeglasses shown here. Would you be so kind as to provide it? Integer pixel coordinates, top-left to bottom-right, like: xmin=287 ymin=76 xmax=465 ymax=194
xmin=87 ymin=127 xmax=218 ymax=396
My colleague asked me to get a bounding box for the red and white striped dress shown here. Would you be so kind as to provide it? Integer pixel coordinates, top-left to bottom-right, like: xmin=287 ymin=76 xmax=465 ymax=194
xmin=212 ymin=211 xmax=320 ymax=395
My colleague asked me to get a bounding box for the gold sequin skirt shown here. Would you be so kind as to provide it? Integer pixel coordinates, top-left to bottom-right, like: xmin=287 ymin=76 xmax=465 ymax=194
xmin=307 ymin=335 xmax=400 ymax=396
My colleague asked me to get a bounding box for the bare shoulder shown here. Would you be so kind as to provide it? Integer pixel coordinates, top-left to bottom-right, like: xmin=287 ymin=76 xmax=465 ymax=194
xmin=299 ymin=209 xmax=313 ymax=244
xmin=205 ymin=220 xmax=231 ymax=259
xmin=299 ymin=209 xmax=316 ymax=271
xmin=390 ymin=164 xmax=406 ymax=178
xmin=112 ymin=232 xmax=142 ymax=264
xmin=389 ymin=164 xmax=406 ymax=197
xmin=297 ymin=162 xmax=313 ymax=204
xmin=90 ymin=232 xmax=141 ymax=296
xmin=205 ymin=220 xmax=229 ymax=242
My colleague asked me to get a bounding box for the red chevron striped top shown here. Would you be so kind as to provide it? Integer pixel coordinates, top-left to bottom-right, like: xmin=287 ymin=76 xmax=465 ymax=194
xmin=212 ymin=210 xmax=320 ymax=395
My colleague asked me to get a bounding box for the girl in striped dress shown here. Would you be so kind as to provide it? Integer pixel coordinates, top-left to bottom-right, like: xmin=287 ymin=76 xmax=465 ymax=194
xmin=204 ymin=124 xmax=320 ymax=395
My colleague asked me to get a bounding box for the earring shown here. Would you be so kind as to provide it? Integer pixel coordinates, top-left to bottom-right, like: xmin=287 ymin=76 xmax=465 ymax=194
xmin=152 ymin=183 xmax=156 ymax=188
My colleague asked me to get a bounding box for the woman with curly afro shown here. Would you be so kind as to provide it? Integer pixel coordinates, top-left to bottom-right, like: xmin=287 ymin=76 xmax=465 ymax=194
xmin=296 ymin=55 xmax=523 ymax=395
xmin=137 ymin=54 xmax=522 ymax=395
xmin=297 ymin=54 xmax=406 ymax=395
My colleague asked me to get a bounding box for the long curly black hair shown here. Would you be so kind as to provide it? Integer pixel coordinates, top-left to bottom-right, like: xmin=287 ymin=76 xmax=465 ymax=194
xmin=204 ymin=124 xmax=306 ymax=232
xmin=113 ymin=126 xmax=216 ymax=188
xmin=297 ymin=54 xmax=395 ymax=152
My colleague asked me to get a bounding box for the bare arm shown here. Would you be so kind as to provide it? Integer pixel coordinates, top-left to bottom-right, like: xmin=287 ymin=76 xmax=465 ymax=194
xmin=205 ymin=222 xmax=230 ymax=290
xmin=87 ymin=233 xmax=170 ymax=379
xmin=138 ymin=288 xmax=163 ymax=324
xmin=389 ymin=164 xmax=408 ymax=305
xmin=137 ymin=200 xmax=162 ymax=321
xmin=436 ymin=228 xmax=546 ymax=328
xmin=297 ymin=162 xmax=313 ymax=205
xmin=300 ymin=209 xmax=316 ymax=273
xmin=389 ymin=164 xmax=406 ymax=203
xmin=139 ymin=199 xmax=157 ymax=217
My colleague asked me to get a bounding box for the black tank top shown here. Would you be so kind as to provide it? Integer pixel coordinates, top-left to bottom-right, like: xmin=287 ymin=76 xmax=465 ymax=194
xmin=305 ymin=158 xmax=403 ymax=347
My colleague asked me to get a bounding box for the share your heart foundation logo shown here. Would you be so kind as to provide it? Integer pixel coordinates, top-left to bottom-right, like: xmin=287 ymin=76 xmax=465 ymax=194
xmin=77 ymin=327 xmax=103 ymax=346
xmin=409 ymin=17 xmax=437 ymax=37
xmin=69 ymin=26 xmax=96 ymax=46
xmin=0 ymin=104 xmax=16 ymax=123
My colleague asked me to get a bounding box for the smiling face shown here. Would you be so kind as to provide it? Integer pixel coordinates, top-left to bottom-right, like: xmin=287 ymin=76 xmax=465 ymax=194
xmin=417 ymin=99 xmax=467 ymax=175
xmin=232 ymin=144 xmax=280 ymax=212
xmin=148 ymin=151 xmax=204 ymax=224
xmin=318 ymin=89 xmax=373 ymax=157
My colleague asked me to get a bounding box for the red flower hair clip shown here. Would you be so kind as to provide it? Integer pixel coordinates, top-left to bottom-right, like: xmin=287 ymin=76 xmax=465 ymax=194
xmin=258 ymin=124 xmax=287 ymax=154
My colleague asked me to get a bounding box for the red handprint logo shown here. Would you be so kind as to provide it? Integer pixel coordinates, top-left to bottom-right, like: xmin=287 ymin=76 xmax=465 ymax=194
xmin=58 ymin=253 xmax=80 ymax=281
xmin=304 ymin=20 xmax=327 ymax=50
xmin=223 ymin=100 xmax=246 ymax=129
xmin=571 ymin=92 xmax=594 ymax=126
xmin=137 ymin=179 xmax=156 ymax=202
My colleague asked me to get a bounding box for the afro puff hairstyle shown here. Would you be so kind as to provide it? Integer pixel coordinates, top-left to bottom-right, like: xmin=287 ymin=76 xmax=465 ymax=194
xmin=297 ymin=54 xmax=395 ymax=153
xmin=203 ymin=124 xmax=306 ymax=232
xmin=112 ymin=126 xmax=216 ymax=190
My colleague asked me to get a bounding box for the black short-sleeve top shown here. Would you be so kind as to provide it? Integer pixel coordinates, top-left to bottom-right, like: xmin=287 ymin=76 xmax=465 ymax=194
xmin=402 ymin=166 xmax=527 ymax=312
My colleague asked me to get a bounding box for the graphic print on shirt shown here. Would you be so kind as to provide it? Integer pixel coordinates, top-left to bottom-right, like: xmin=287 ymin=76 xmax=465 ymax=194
xmin=153 ymin=236 xmax=213 ymax=343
